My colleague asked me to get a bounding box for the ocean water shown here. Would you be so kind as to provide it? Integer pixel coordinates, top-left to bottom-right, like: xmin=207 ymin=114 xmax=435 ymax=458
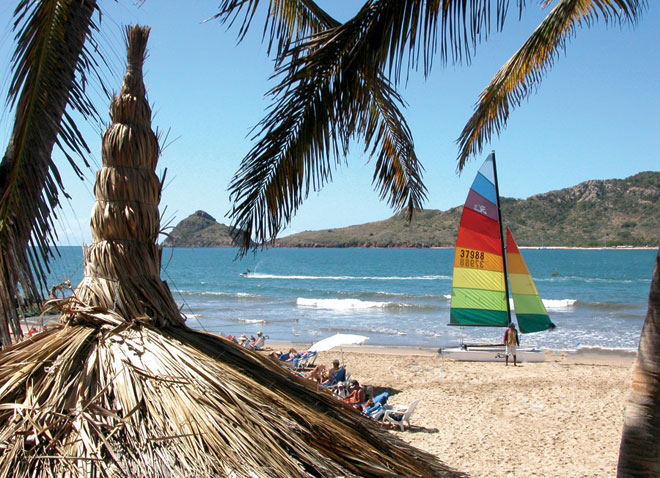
xmin=46 ymin=247 xmax=657 ymax=353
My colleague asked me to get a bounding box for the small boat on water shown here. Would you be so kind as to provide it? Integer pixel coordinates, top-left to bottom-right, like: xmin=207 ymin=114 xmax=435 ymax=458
xmin=440 ymin=151 xmax=555 ymax=362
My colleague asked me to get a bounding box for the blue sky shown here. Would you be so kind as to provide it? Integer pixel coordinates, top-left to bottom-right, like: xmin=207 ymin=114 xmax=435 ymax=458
xmin=1 ymin=1 xmax=658 ymax=245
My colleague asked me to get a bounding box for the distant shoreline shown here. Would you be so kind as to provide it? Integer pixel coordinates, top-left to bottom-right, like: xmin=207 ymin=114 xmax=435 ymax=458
xmin=518 ymin=246 xmax=657 ymax=250
xmin=155 ymin=244 xmax=658 ymax=250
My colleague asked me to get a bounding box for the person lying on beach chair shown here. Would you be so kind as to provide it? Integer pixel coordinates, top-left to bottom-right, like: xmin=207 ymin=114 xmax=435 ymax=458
xmin=303 ymin=364 xmax=326 ymax=382
xmin=361 ymin=392 xmax=389 ymax=420
xmin=269 ymin=348 xmax=298 ymax=361
xmin=320 ymin=360 xmax=344 ymax=386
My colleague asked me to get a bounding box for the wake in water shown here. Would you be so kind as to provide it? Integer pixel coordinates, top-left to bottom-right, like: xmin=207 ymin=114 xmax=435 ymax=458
xmin=296 ymin=297 xmax=439 ymax=311
xmin=246 ymin=272 xmax=449 ymax=281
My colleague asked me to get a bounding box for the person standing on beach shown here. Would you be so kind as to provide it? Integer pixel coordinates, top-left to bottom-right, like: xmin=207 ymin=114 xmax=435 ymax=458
xmin=504 ymin=323 xmax=520 ymax=366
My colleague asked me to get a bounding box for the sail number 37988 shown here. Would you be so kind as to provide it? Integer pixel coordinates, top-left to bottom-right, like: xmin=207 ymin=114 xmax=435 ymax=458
xmin=458 ymin=249 xmax=485 ymax=269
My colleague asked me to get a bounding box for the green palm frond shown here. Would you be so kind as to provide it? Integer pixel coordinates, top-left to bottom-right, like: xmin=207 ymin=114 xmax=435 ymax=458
xmin=1 ymin=0 xmax=101 ymax=269
xmin=222 ymin=1 xmax=525 ymax=250
xmin=456 ymin=0 xmax=647 ymax=169
xmin=0 ymin=0 xmax=103 ymax=340
xmin=363 ymin=72 xmax=427 ymax=218
xmin=214 ymin=0 xmax=340 ymax=61
xmin=228 ymin=22 xmax=427 ymax=249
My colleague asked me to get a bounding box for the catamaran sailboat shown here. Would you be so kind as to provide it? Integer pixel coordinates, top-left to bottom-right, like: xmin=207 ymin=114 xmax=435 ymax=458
xmin=440 ymin=152 xmax=555 ymax=362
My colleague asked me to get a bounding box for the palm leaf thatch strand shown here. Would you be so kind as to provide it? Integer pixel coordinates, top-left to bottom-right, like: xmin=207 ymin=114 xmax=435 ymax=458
xmin=456 ymin=0 xmax=647 ymax=169
xmin=0 ymin=315 xmax=464 ymax=477
xmin=1 ymin=25 xmax=463 ymax=477
xmin=0 ymin=0 xmax=99 ymax=344
xmin=74 ymin=25 xmax=183 ymax=328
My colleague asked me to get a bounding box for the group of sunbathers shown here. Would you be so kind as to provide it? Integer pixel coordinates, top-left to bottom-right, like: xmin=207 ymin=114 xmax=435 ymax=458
xmin=226 ymin=331 xmax=266 ymax=350
xmin=266 ymin=347 xmax=392 ymax=421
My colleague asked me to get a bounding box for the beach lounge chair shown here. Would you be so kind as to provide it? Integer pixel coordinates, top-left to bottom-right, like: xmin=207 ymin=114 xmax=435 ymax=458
xmin=383 ymin=399 xmax=419 ymax=431
xmin=321 ymin=367 xmax=347 ymax=389
xmin=293 ymin=351 xmax=318 ymax=371
xmin=252 ymin=332 xmax=267 ymax=350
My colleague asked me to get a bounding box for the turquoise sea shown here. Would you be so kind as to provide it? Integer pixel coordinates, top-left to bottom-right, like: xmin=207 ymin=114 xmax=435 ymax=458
xmin=47 ymin=247 xmax=656 ymax=353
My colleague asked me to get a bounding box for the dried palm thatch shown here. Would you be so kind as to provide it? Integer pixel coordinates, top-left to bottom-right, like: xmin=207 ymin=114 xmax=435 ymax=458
xmin=0 ymin=26 xmax=465 ymax=478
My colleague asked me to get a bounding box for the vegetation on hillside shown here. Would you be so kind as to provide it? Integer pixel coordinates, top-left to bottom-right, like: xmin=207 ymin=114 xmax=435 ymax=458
xmin=168 ymin=172 xmax=659 ymax=248
xmin=164 ymin=210 xmax=236 ymax=247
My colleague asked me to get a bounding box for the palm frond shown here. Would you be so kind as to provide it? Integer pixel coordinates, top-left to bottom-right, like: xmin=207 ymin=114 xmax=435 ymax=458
xmin=362 ymin=73 xmax=427 ymax=219
xmin=214 ymin=0 xmax=339 ymax=62
xmin=456 ymin=0 xmax=647 ymax=169
xmin=224 ymin=0 xmax=534 ymax=251
xmin=0 ymin=0 xmax=103 ymax=342
xmin=227 ymin=33 xmax=426 ymax=250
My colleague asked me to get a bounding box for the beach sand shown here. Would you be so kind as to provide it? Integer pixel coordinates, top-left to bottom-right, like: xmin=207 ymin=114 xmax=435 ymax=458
xmin=15 ymin=321 xmax=632 ymax=477
xmin=303 ymin=347 xmax=633 ymax=478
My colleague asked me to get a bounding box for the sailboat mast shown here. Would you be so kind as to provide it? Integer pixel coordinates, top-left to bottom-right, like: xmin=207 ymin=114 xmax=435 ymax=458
xmin=490 ymin=151 xmax=512 ymax=326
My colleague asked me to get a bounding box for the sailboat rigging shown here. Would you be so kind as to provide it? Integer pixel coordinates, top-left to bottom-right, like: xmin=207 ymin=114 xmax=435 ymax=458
xmin=442 ymin=151 xmax=555 ymax=362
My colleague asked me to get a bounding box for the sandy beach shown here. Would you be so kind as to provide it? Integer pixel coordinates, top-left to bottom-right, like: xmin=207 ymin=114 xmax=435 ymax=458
xmin=293 ymin=346 xmax=634 ymax=478
xmin=17 ymin=320 xmax=634 ymax=477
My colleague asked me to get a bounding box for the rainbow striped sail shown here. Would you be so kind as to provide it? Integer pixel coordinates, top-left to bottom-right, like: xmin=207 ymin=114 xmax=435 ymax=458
xmin=449 ymin=153 xmax=509 ymax=327
xmin=450 ymin=152 xmax=555 ymax=334
xmin=506 ymin=228 xmax=555 ymax=333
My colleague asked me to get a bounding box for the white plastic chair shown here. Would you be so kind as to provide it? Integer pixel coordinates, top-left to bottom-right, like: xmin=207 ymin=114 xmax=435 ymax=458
xmin=383 ymin=399 xmax=419 ymax=431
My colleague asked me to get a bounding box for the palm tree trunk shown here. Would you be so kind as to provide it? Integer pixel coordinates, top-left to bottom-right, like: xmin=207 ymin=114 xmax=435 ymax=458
xmin=618 ymin=247 xmax=660 ymax=477
xmin=0 ymin=0 xmax=97 ymax=344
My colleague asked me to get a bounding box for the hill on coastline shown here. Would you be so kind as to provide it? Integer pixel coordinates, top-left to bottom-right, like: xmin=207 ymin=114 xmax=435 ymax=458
xmin=163 ymin=211 xmax=236 ymax=247
xmin=165 ymin=172 xmax=660 ymax=248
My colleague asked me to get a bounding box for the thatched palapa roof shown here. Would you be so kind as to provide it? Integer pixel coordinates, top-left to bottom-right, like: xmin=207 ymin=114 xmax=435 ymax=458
xmin=0 ymin=26 xmax=465 ymax=478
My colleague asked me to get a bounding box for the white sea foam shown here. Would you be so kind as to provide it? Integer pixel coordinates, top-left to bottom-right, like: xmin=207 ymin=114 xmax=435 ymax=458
xmin=237 ymin=318 xmax=267 ymax=324
xmin=180 ymin=290 xmax=264 ymax=299
xmin=248 ymin=273 xmax=449 ymax=281
xmin=543 ymin=299 xmax=577 ymax=309
xmin=538 ymin=275 xmax=647 ymax=284
xmin=297 ymin=298 xmax=391 ymax=310
xmin=504 ymin=297 xmax=576 ymax=310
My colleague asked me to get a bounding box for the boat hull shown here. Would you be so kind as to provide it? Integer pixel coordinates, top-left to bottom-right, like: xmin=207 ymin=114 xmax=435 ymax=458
xmin=439 ymin=346 xmax=545 ymax=362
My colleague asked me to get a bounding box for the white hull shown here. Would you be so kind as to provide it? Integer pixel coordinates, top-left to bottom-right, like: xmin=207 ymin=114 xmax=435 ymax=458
xmin=439 ymin=346 xmax=545 ymax=362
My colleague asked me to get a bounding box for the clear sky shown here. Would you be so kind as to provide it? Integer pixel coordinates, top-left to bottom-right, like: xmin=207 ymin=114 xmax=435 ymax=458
xmin=0 ymin=1 xmax=658 ymax=245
